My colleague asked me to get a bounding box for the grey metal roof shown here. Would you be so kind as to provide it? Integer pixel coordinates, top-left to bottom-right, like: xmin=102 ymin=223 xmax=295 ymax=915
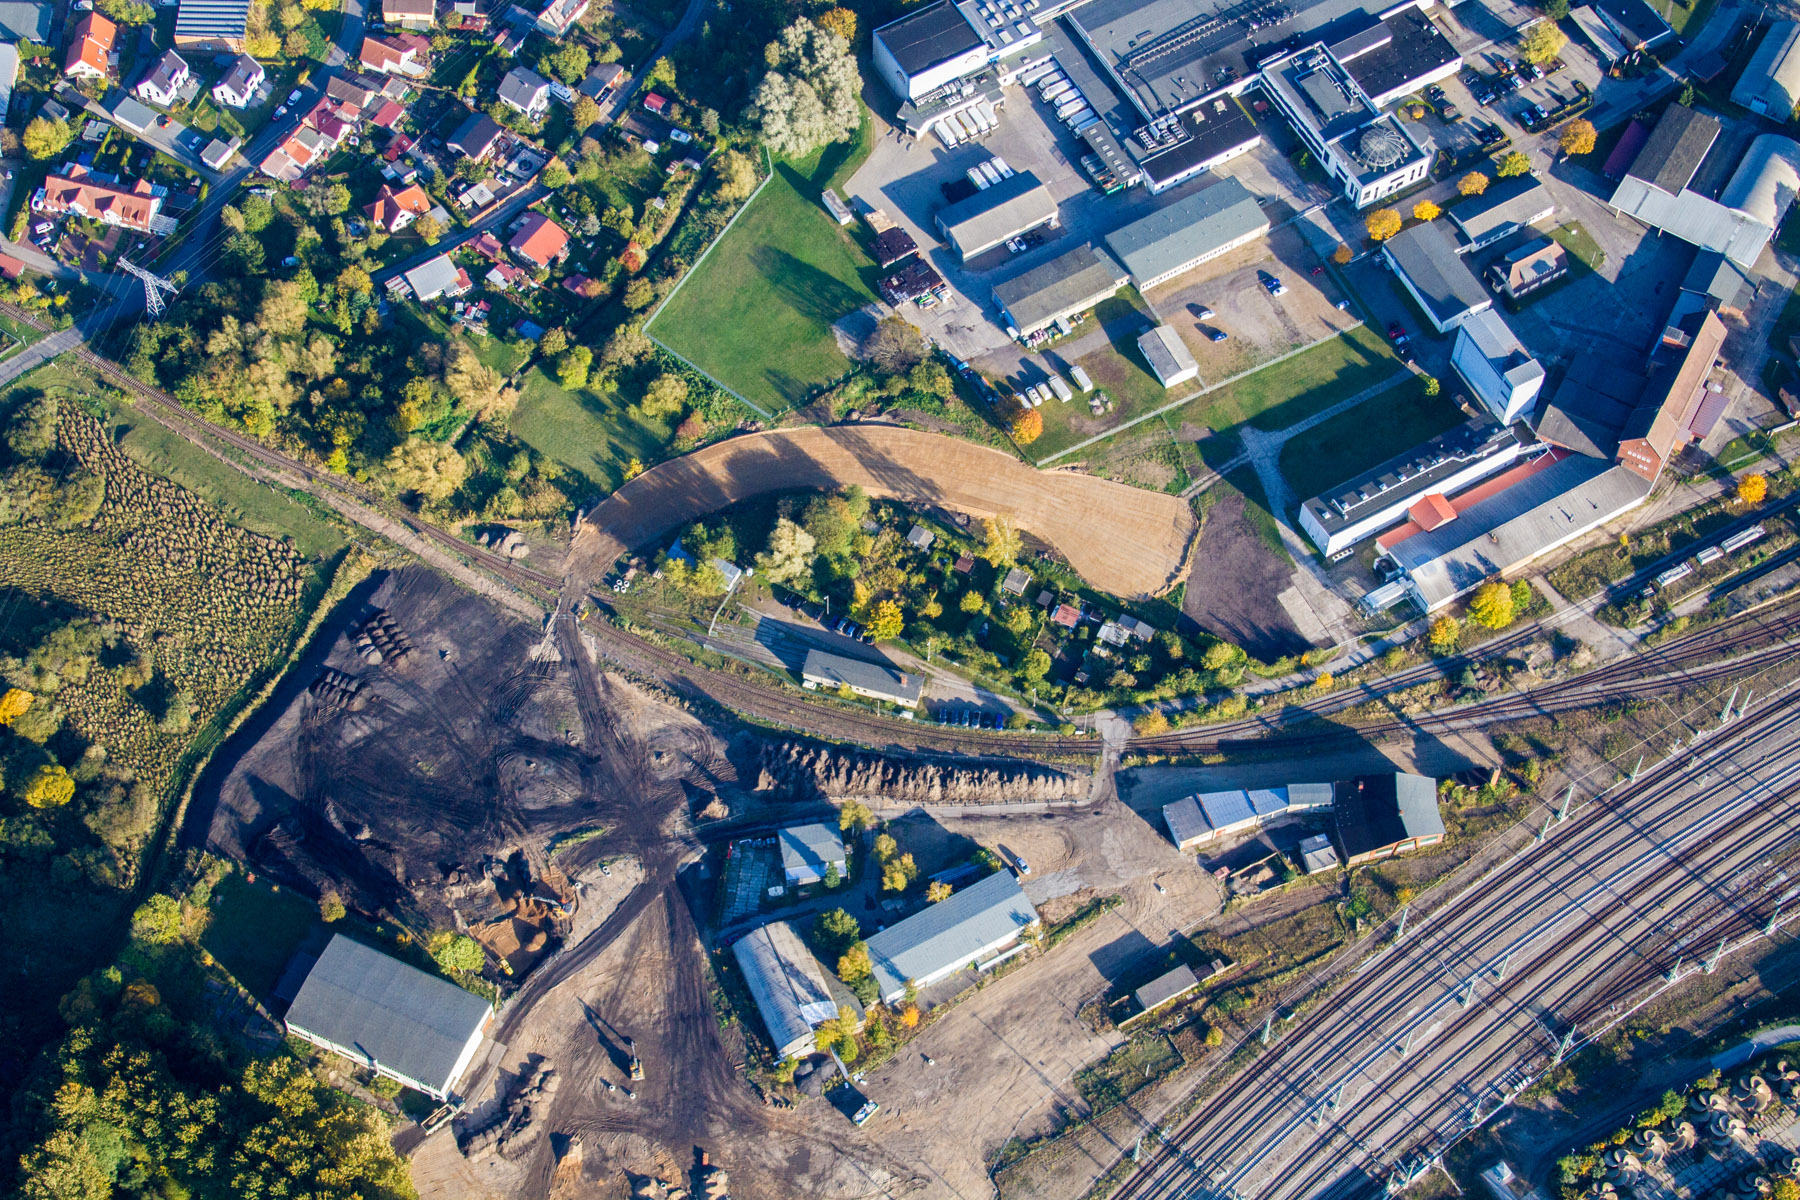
xmin=284 ymin=934 xmax=491 ymax=1096
xmin=0 ymin=1 xmax=50 ymax=42
xmin=864 ymin=870 xmax=1039 ymax=1000
xmin=498 ymin=66 xmax=549 ymax=109
xmin=1298 ymin=833 xmax=1340 ymax=873
xmin=778 ymin=822 xmax=846 ymax=880
xmin=1390 ymin=456 xmax=1652 ymax=608
xmin=1134 ymin=964 xmax=1199 ymax=1012
xmin=801 ymin=648 xmax=924 ymax=705
xmin=1535 ymin=351 xmax=1645 ymax=459
xmin=1592 ymin=0 xmax=1673 ymax=49
xmin=731 ymin=921 xmax=836 ymax=1057
xmin=1383 ymin=221 xmax=1488 ymax=328
xmin=1137 ymin=325 xmax=1198 ymax=384
xmin=1102 ymin=177 xmax=1267 ymax=284
xmin=991 ymin=244 xmax=1126 ymax=334
xmin=1626 ymin=103 xmax=1719 ymax=195
xmin=449 ymin=111 xmax=504 ymax=157
xmin=112 ymin=97 xmax=160 ymax=132
xmin=1447 ymin=174 xmax=1553 ymax=244
xmin=1460 ymin=310 xmax=1543 ymax=393
xmin=176 ymin=0 xmax=252 ymax=38
xmin=1720 ymin=133 xmax=1800 ymax=230
xmin=405 ymin=254 xmax=462 ymax=298
xmin=1333 ymin=772 xmax=1443 ymax=859
xmin=1731 ymin=21 xmax=1800 ymax=118
xmin=1162 ymin=796 xmax=1210 ymax=845
xmin=1608 ymin=173 xmax=1776 ymax=269
xmin=1682 ymin=250 xmax=1756 ymax=309
xmin=1198 ymin=787 xmax=1287 ymax=831
xmin=875 ymin=0 xmax=983 ymax=76
xmin=937 ymin=171 xmax=1057 ymax=257
xmin=1287 ymin=781 xmax=1335 ymax=810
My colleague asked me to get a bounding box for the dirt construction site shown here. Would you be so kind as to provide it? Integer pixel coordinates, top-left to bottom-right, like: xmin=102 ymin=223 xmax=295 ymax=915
xmin=567 ymin=425 xmax=1198 ymax=600
xmin=180 ymin=561 xmax=1247 ymax=1198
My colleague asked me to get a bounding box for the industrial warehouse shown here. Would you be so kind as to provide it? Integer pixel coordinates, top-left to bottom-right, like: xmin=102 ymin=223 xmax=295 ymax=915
xmin=1161 ymin=773 xmax=1442 ymax=869
xmin=864 ymin=869 xmax=1041 ymax=1003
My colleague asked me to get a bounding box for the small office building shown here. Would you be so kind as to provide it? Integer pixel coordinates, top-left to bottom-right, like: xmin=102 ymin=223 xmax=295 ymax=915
xmin=936 ymin=171 xmax=1057 ymax=260
xmin=1383 ymin=221 xmax=1492 ymax=333
xmin=1102 ymin=177 xmax=1268 ymax=289
xmin=991 ymin=244 xmax=1126 ymax=337
xmin=1137 ymin=325 xmax=1199 ymax=388
xmin=1451 ymin=310 xmax=1545 ymax=426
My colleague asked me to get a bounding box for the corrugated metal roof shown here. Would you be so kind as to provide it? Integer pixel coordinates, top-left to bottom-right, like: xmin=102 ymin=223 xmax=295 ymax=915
xmin=801 ymin=649 xmax=924 ymax=705
xmin=1606 ymin=174 xmax=1773 ymax=268
xmin=1626 ymin=103 xmax=1719 ymax=195
xmin=284 ymin=934 xmax=490 ymax=1096
xmin=1334 ymin=773 xmax=1443 ymax=859
xmin=1137 ymin=325 xmax=1198 ymax=384
xmin=1448 ymin=175 xmax=1553 ymax=243
xmin=1299 ymin=833 xmax=1341 ymax=873
xmin=1102 ymin=177 xmax=1267 ymax=284
xmin=1392 ymin=456 xmax=1652 ymax=608
xmin=1162 ymin=796 xmax=1210 ymax=844
xmin=1134 ymin=964 xmax=1199 ymax=1012
xmin=778 ymin=822 xmax=846 ymax=880
xmin=864 ymin=870 xmax=1039 ymax=1000
xmin=176 ymin=0 xmax=252 ymax=37
xmin=1287 ymin=782 xmax=1334 ymax=810
xmin=1719 ymin=133 xmax=1800 ymax=230
xmin=937 ymin=171 xmax=1056 ymax=257
xmin=731 ymin=922 xmax=836 ymax=1056
xmin=1384 ymin=221 xmax=1489 ymax=328
xmin=991 ymin=243 xmax=1126 ymax=333
xmin=1730 ymin=21 xmax=1800 ymax=118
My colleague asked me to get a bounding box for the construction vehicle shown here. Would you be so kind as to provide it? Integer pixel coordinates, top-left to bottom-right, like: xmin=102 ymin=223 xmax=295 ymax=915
xmin=628 ymin=1038 xmax=644 ymax=1081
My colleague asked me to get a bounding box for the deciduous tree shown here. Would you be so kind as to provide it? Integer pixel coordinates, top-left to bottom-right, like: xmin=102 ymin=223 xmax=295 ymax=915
xmin=384 ymin=439 xmax=468 ymax=502
xmin=978 ymin=515 xmax=1021 ymax=567
xmin=22 ymin=117 xmax=71 ymax=161
xmin=755 ymin=518 xmax=817 ymax=583
xmin=1738 ymin=473 xmax=1768 ymax=505
xmin=432 ymin=933 xmax=484 ymax=974
xmin=863 ymin=315 xmax=925 ymax=373
xmin=836 ymin=942 xmax=873 ymax=982
xmin=712 ymin=149 xmax=759 ymax=201
xmin=558 ymin=345 xmax=594 ymax=389
xmin=1469 ymin=580 xmax=1515 ymax=629
xmin=1011 ymin=407 xmax=1043 ymax=444
xmin=1519 ymin=21 xmax=1567 ymax=65
xmin=869 ymin=599 xmax=904 ymax=641
xmin=641 ymin=372 xmax=689 ymax=417
xmin=1429 ymin=615 xmax=1461 ymax=652
xmin=1459 ymin=171 xmax=1490 ymax=196
xmin=21 ymin=763 xmax=73 ymax=808
xmin=745 ymin=18 xmax=863 ymax=158
xmin=839 ymin=800 xmax=875 ymax=833
xmin=1413 ymin=199 xmax=1440 ymax=221
xmin=1365 ymin=207 xmax=1402 ymax=241
xmin=927 ymin=880 xmax=952 ymax=902
xmin=0 ymin=687 xmax=33 ymax=724
xmin=1496 ymin=150 xmax=1532 ymax=177
xmin=1559 ymin=118 xmax=1596 ymax=157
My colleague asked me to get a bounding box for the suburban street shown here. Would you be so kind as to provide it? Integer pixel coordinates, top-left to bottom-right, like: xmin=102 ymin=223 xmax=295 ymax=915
xmin=1112 ymin=689 xmax=1800 ymax=1200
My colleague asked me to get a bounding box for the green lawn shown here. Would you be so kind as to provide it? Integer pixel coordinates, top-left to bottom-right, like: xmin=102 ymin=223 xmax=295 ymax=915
xmin=508 ymin=366 xmax=676 ymax=490
xmin=648 ymin=124 xmax=878 ymax=414
xmin=1278 ymin=379 xmax=1464 ymax=500
xmin=200 ymin=874 xmax=322 ymax=1001
xmin=1549 ymin=222 xmax=1606 ymax=272
xmin=1034 ymin=324 xmax=1402 ymax=462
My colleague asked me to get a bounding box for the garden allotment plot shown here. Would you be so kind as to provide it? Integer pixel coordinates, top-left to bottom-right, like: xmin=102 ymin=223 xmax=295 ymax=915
xmin=649 ymin=144 xmax=878 ymax=414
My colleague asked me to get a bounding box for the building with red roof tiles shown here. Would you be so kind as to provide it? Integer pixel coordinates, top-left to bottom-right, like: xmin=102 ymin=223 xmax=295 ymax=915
xmin=470 ymin=231 xmax=506 ymax=262
xmin=33 ymin=166 xmax=161 ymax=233
xmin=364 ymin=183 xmax=431 ymax=233
xmin=359 ymin=33 xmax=428 ymax=76
xmin=562 ymin=274 xmax=603 ymax=298
xmin=507 ymin=212 xmax=569 ymax=269
xmin=65 ymin=12 xmax=116 ymax=79
xmin=368 ymin=99 xmax=406 ymax=129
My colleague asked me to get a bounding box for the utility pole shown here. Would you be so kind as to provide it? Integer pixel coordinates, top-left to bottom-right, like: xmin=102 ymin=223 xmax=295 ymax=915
xmin=1557 ymin=784 xmax=1574 ymax=823
xmin=1261 ymin=1011 xmax=1275 ymax=1045
xmin=1552 ymin=1025 xmax=1576 ymax=1066
xmin=1720 ymin=685 xmax=1739 ymax=725
xmin=1631 ymin=754 xmax=1644 ymax=781
xmin=119 ymin=258 xmax=180 ymax=318
xmin=1767 ymin=900 xmax=1785 ymax=937
xmin=1535 ymin=812 xmax=1552 ymax=843
xmin=1395 ymin=905 xmax=1410 ymax=941
xmin=1666 ymin=955 xmax=1683 ymax=984
xmin=1460 ymin=975 xmax=1478 ymax=1008
xmin=1494 ymin=948 xmax=1514 ymax=981
xmin=1705 ymin=936 xmax=1728 ymax=974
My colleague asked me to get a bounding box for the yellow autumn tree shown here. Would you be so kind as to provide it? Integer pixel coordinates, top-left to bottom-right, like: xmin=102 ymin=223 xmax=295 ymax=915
xmin=816 ymin=6 xmax=856 ymax=42
xmin=1365 ymin=207 xmax=1403 ymax=241
xmin=927 ymin=880 xmax=952 ymax=902
xmin=1468 ymin=580 xmax=1515 ymax=629
xmin=1413 ymin=199 xmax=1440 ymax=221
xmin=1559 ymin=118 xmax=1597 ymax=157
xmin=1428 ymin=615 xmax=1460 ymax=652
xmin=1458 ymin=171 xmax=1490 ymax=196
xmin=1011 ymin=407 xmax=1043 ymax=444
xmin=0 ymin=687 xmax=32 ymax=725
xmin=22 ymin=764 xmax=74 ymax=808
xmin=1738 ymin=473 xmax=1768 ymax=505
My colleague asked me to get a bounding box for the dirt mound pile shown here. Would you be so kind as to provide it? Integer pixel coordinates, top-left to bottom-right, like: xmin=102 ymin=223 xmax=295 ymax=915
xmin=753 ymin=740 xmax=1088 ymax=808
xmin=460 ymin=1062 xmax=560 ymax=1160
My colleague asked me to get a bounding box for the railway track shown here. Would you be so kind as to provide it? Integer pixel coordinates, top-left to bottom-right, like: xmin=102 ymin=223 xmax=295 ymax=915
xmin=1109 ymin=692 xmax=1800 ymax=1200
xmin=23 ymin=302 xmax=1800 ymax=762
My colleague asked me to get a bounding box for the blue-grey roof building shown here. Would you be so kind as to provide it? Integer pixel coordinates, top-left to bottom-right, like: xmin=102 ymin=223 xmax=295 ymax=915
xmin=779 ymin=822 xmax=847 ymax=886
xmin=863 ymin=870 xmax=1040 ymax=1002
xmin=283 ymin=934 xmax=493 ymax=1100
xmin=731 ymin=921 xmax=838 ymax=1059
xmin=1103 ymin=177 xmax=1269 ymax=289
xmin=801 ymin=648 xmax=924 ymax=708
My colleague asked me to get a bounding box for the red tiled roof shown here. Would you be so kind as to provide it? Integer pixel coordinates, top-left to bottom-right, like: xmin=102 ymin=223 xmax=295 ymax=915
xmin=1051 ymin=603 xmax=1080 ymax=627
xmin=37 ymin=166 xmax=159 ymax=232
xmin=369 ymin=99 xmax=405 ymax=129
xmin=66 ymin=12 xmax=116 ymax=75
xmin=1408 ymin=493 xmax=1457 ymax=532
xmin=363 ymin=182 xmax=430 ymax=231
xmin=470 ymin=231 xmax=506 ymax=262
xmin=1378 ymin=449 xmax=1568 ymax=551
xmin=562 ymin=274 xmax=603 ymax=297
xmin=360 ymin=35 xmax=416 ymax=71
xmin=507 ymin=212 xmax=569 ymax=267
xmin=0 ymin=253 xmax=25 ymax=280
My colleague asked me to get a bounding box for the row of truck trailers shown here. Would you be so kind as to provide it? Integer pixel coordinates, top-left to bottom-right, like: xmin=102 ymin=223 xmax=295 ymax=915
xmin=930 ymin=57 xmax=1100 ymax=151
xmin=1014 ymin=364 xmax=1094 ymax=409
xmin=1648 ymin=524 xmax=1768 ymax=592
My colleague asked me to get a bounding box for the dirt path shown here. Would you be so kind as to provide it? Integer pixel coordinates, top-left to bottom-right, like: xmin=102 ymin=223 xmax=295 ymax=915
xmin=568 ymin=425 xmax=1199 ymax=600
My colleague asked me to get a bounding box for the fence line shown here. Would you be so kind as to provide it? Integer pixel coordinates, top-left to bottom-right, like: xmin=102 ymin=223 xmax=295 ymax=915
xmin=642 ymin=147 xmax=778 ymax=420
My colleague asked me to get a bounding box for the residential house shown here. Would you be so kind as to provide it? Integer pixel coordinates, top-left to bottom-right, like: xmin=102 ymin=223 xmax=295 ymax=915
xmin=470 ymin=231 xmax=506 ymax=262
xmin=64 ymin=12 xmax=116 ymax=79
xmin=561 ymin=273 xmax=603 ymax=298
xmin=577 ymin=62 xmax=624 ymax=99
xmin=1487 ymin=237 xmax=1567 ymax=302
xmin=486 ymin=261 xmax=529 ymax=290
xmin=363 ymin=182 xmax=431 ymax=233
xmin=508 ymin=212 xmax=569 ymax=269
xmin=382 ymin=0 xmax=435 ymax=27
xmin=174 ymin=0 xmax=252 ymax=52
xmin=33 ymin=166 xmax=162 ymax=233
xmin=259 ymin=97 xmax=355 ymax=181
xmin=642 ymin=92 xmax=668 ymax=114
xmin=405 ymin=254 xmax=472 ymax=302
xmin=135 ymin=49 xmax=189 ymax=107
xmin=360 ymin=33 xmax=429 ymax=76
xmin=497 ymin=66 xmax=550 ymax=118
xmin=211 ymin=53 xmax=263 ymax=108
xmin=448 ymin=111 xmax=504 ymax=160
xmin=536 ymin=0 xmax=588 ymax=37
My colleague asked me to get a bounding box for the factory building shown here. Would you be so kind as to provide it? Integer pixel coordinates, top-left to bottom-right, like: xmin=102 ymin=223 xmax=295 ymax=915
xmin=731 ymin=922 xmax=839 ymax=1059
xmin=863 ymin=870 xmax=1040 ymax=1003
xmin=1333 ymin=772 xmax=1445 ymax=866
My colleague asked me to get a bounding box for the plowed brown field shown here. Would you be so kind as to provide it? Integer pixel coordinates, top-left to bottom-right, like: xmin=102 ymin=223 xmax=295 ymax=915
xmin=570 ymin=426 xmax=1197 ymax=599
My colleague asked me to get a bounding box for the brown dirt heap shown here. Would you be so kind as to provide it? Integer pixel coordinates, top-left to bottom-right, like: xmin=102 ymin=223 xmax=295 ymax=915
xmin=754 ymin=739 xmax=1089 ymax=808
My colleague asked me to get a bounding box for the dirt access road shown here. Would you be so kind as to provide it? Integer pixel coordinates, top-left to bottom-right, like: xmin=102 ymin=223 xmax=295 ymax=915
xmin=568 ymin=425 xmax=1198 ymax=600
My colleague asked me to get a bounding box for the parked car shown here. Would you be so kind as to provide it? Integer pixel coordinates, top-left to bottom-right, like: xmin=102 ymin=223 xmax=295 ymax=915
xmin=1193 ymin=304 xmax=1216 ymax=320
xmin=1388 ymin=321 xmax=1407 ymax=341
xmin=1209 ymin=328 xmax=1228 ymax=342
xmin=1264 ymin=276 xmax=1288 ymax=296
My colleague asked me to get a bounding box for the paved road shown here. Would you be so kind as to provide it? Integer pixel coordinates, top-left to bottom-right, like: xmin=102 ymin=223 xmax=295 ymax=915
xmin=1111 ymin=688 xmax=1800 ymax=1200
xmin=0 ymin=325 xmax=87 ymax=386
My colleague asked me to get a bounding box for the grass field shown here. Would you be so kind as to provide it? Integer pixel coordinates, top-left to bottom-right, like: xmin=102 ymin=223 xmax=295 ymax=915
xmin=202 ymin=874 xmax=322 ymax=1000
xmin=1278 ymin=379 xmax=1464 ymax=500
xmin=1550 ymin=222 xmax=1606 ymax=272
xmin=508 ymin=366 xmax=676 ymax=491
xmin=649 ymin=122 xmax=878 ymax=414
